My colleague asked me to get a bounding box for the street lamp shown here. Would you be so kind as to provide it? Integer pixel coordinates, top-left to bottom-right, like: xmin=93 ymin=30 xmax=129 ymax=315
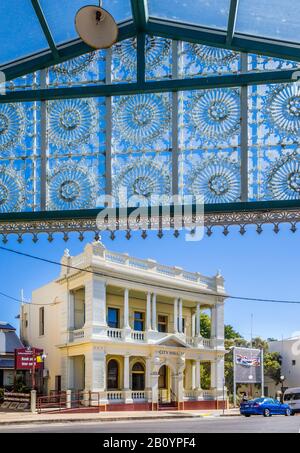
xmin=280 ymin=375 xmax=285 ymax=402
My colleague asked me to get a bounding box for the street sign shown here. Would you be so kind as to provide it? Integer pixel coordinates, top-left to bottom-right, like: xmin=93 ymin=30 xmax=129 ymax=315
xmin=15 ymin=348 xmax=44 ymax=370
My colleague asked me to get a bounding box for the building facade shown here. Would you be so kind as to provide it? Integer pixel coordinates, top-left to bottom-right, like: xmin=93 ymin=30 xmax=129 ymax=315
xmin=266 ymin=338 xmax=300 ymax=397
xmin=0 ymin=322 xmax=23 ymax=389
xmin=20 ymin=241 xmax=227 ymax=410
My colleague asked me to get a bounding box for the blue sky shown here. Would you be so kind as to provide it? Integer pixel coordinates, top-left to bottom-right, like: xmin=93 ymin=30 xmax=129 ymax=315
xmin=1 ymin=224 xmax=300 ymax=342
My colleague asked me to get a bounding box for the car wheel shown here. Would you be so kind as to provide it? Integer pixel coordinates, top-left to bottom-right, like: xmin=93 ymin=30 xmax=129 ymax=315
xmin=285 ymin=408 xmax=291 ymax=416
xmin=263 ymin=409 xmax=271 ymax=417
xmin=290 ymin=411 xmax=295 ymax=416
xmin=244 ymin=414 xmax=251 ymax=418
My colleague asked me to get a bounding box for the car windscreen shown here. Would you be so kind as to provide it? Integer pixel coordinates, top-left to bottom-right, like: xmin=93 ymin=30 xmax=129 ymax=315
xmin=285 ymin=393 xmax=300 ymax=401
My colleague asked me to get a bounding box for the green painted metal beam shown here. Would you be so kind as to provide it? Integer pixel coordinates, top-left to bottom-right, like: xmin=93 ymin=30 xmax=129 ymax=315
xmin=31 ymin=0 xmax=60 ymax=62
xmin=1 ymin=200 xmax=300 ymax=224
xmin=1 ymin=22 xmax=136 ymax=82
xmin=130 ymin=0 xmax=149 ymax=31
xmin=0 ymin=69 xmax=297 ymax=103
xmin=137 ymin=32 xmax=146 ymax=84
xmin=146 ymin=19 xmax=300 ymax=62
xmin=227 ymin=0 xmax=239 ymax=46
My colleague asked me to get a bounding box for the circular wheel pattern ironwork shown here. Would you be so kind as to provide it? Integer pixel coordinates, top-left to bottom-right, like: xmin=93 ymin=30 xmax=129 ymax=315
xmin=265 ymin=84 xmax=300 ymax=137
xmin=188 ymin=89 xmax=240 ymax=142
xmin=113 ymin=94 xmax=171 ymax=146
xmin=53 ymin=53 xmax=96 ymax=77
xmin=48 ymin=99 xmax=97 ymax=149
xmin=0 ymin=104 xmax=26 ymax=154
xmin=188 ymin=157 xmax=241 ymax=204
xmin=0 ymin=166 xmax=25 ymax=213
xmin=47 ymin=162 xmax=97 ymax=210
xmin=113 ymin=159 xmax=171 ymax=201
xmin=115 ymin=36 xmax=170 ymax=70
xmin=267 ymin=152 xmax=300 ymax=200
xmin=190 ymin=44 xmax=238 ymax=66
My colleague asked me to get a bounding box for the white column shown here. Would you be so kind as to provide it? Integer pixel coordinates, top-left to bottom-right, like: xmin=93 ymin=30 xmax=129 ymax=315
xmin=211 ymin=300 xmax=225 ymax=348
xmin=174 ymin=298 xmax=178 ymax=334
xmin=152 ymin=293 xmax=157 ymax=331
xmin=195 ymin=360 xmax=201 ymax=390
xmin=191 ymin=361 xmax=196 ymax=390
xmin=68 ymin=291 xmax=75 ymax=331
xmin=211 ymin=358 xmax=225 ymax=399
xmin=85 ymin=348 xmax=107 ymax=401
xmin=191 ymin=313 xmax=196 ymax=338
xmin=196 ymin=303 xmax=201 ymax=337
xmin=124 ymin=355 xmax=133 ymax=404
xmin=124 ymin=288 xmax=130 ymax=329
xmin=84 ymin=277 xmax=107 ymax=337
xmin=145 ymin=357 xmax=152 ymax=402
xmin=146 ymin=292 xmax=152 ymax=331
xmin=176 ymin=357 xmax=185 ymax=408
xmin=124 ymin=355 xmax=130 ymax=390
xmin=178 ymin=299 xmax=183 ymax=334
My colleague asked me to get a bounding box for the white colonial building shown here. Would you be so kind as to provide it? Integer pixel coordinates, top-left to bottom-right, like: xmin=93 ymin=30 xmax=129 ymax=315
xmin=266 ymin=337 xmax=300 ymax=397
xmin=20 ymin=241 xmax=227 ymax=411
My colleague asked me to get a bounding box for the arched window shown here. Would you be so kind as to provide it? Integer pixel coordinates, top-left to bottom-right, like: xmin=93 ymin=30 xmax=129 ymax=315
xmin=131 ymin=362 xmax=145 ymax=391
xmin=107 ymin=359 xmax=119 ymax=390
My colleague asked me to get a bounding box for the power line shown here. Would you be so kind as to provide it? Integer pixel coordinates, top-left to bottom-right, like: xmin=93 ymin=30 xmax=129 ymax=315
xmin=0 ymin=290 xmax=57 ymax=307
xmin=1 ymin=245 xmax=300 ymax=305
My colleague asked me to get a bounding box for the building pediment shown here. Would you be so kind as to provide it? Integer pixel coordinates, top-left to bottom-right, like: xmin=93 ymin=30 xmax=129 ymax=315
xmin=155 ymin=335 xmax=191 ymax=348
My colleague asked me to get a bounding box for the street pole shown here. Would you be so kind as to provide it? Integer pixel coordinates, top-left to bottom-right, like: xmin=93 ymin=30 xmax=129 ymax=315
xmin=32 ymin=349 xmax=36 ymax=391
xmin=233 ymin=347 xmax=237 ymax=408
xmin=261 ymin=349 xmax=264 ymax=398
xmin=223 ymin=378 xmax=225 ymax=415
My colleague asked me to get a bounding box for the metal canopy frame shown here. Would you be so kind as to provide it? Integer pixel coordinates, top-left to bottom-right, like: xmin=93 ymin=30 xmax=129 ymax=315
xmin=1 ymin=0 xmax=300 ymax=82
xmin=1 ymin=0 xmax=300 ymax=239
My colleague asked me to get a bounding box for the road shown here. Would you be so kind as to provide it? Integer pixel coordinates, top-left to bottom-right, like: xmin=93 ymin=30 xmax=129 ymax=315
xmin=0 ymin=416 xmax=300 ymax=433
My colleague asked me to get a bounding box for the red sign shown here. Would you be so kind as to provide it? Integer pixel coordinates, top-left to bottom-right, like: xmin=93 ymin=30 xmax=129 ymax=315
xmin=15 ymin=348 xmax=44 ymax=370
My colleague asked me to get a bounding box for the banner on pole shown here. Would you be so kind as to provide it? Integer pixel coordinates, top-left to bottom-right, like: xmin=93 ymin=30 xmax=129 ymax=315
xmin=234 ymin=347 xmax=263 ymax=384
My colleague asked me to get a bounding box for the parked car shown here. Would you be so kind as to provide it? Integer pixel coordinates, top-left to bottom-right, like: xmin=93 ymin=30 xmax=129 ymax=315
xmin=240 ymin=398 xmax=292 ymax=417
xmin=284 ymin=388 xmax=300 ymax=414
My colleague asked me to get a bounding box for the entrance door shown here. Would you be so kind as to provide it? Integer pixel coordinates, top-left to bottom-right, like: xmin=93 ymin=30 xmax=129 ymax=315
xmin=158 ymin=365 xmax=170 ymax=403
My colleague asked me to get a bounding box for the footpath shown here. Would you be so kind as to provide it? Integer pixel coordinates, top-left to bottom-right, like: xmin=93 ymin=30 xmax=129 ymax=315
xmin=0 ymin=408 xmax=240 ymax=426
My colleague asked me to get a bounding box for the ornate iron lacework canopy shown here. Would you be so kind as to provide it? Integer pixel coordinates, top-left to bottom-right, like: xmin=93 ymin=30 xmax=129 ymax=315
xmin=1 ymin=1 xmax=300 ymax=241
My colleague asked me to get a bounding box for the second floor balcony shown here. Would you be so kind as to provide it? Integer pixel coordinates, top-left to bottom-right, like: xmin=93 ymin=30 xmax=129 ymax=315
xmin=67 ymin=285 xmax=225 ymax=350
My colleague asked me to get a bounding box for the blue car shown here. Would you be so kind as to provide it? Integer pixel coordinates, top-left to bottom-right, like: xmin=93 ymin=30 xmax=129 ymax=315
xmin=240 ymin=398 xmax=292 ymax=417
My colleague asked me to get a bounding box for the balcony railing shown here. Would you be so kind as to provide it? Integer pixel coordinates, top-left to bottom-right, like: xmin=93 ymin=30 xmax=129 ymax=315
xmin=104 ymin=251 xmax=217 ymax=290
xmin=107 ymin=328 xmax=123 ymax=340
xmin=107 ymin=391 xmax=123 ymax=402
xmin=107 ymin=391 xmax=146 ymax=402
xmin=69 ymin=327 xmax=223 ymax=350
xmin=131 ymin=331 xmax=145 ymax=342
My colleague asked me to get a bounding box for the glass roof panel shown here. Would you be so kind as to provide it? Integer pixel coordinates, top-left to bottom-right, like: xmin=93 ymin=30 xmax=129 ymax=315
xmin=236 ymin=0 xmax=300 ymax=43
xmin=39 ymin=0 xmax=132 ymax=45
xmin=0 ymin=0 xmax=48 ymax=66
xmin=148 ymin=0 xmax=230 ymax=29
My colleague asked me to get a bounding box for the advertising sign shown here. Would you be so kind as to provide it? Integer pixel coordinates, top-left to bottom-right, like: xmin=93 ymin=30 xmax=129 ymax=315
xmin=15 ymin=348 xmax=44 ymax=370
xmin=234 ymin=347 xmax=263 ymax=384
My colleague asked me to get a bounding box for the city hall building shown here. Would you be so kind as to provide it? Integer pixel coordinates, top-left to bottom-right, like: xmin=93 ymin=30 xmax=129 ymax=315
xmin=21 ymin=241 xmax=227 ymax=411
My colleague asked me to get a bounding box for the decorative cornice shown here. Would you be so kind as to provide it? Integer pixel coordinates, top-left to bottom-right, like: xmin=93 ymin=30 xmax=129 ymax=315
xmin=1 ymin=206 xmax=300 ymax=242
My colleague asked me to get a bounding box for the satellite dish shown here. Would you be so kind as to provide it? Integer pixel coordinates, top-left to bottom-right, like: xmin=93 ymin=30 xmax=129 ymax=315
xmin=75 ymin=5 xmax=118 ymax=50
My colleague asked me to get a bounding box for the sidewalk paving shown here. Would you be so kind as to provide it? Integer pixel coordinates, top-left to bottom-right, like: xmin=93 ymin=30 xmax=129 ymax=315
xmin=0 ymin=409 xmax=240 ymax=426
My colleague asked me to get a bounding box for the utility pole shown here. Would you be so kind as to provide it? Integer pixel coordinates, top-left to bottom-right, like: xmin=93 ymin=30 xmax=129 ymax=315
xmin=250 ymin=313 xmax=254 ymax=349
